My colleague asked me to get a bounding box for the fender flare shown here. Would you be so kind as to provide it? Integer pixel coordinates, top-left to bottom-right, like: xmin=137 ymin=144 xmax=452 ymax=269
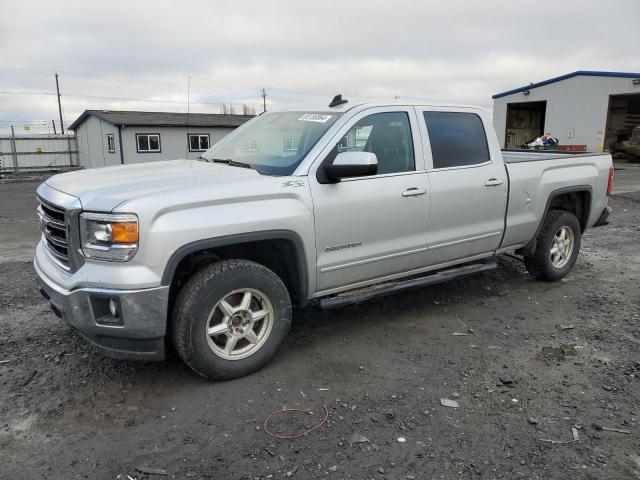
xmin=521 ymin=185 xmax=592 ymax=254
xmin=161 ymin=229 xmax=309 ymax=303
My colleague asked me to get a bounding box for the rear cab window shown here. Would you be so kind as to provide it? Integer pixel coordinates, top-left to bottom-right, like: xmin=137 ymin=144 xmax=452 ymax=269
xmin=423 ymin=111 xmax=490 ymax=169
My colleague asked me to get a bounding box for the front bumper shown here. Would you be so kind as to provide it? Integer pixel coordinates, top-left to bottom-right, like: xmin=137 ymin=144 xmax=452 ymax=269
xmin=34 ymin=259 xmax=169 ymax=361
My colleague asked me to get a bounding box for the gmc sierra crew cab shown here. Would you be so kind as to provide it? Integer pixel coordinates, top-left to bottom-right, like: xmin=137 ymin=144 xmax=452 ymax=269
xmin=34 ymin=97 xmax=614 ymax=380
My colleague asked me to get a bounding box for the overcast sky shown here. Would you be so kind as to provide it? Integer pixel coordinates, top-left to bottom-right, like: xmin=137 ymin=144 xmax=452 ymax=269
xmin=1 ymin=0 xmax=639 ymax=134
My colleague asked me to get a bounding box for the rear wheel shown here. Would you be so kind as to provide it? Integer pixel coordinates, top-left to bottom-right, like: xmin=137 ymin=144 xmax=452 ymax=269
xmin=524 ymin=210 xmax=581 ymax=282
xmin=172 ymin=259 xmax=292 ymax=380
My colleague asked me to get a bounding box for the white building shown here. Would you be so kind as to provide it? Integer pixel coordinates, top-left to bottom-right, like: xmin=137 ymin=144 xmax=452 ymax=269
xmin=69 ymin=110 xmax=253 ymax=169
xmin=492 ymin=71 xmax=640 ymax=152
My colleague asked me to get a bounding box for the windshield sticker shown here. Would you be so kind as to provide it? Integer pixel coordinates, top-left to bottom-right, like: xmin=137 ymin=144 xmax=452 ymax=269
xmin=298 ymin=113 xmax=332 ymax=123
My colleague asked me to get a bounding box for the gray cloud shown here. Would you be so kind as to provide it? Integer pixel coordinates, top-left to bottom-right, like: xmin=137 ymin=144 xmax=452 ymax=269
xmin=1 ymin=0 xmax=639 ymax=133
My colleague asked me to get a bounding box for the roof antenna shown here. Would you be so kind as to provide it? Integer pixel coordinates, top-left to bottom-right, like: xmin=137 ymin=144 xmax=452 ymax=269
xmin=329 ymin=94 xmax=348 ymax=108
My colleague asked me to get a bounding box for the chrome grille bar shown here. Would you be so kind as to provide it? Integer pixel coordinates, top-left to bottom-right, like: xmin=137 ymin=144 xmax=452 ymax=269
xmin=37 ymin=199 xmax=70 ymax=268
xmin=36 ymin=205 xmax=66 ymax=229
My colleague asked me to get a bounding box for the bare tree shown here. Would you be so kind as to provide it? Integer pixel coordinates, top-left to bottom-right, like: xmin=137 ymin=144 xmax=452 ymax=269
xmin=242 ymin=104 xmax=256 ymax=115
xmin=220 ymin=103 xmax=237 ymax=115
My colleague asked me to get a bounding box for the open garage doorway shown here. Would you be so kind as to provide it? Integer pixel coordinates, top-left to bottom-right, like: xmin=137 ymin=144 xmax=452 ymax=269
xmin=504 ymin=101 xmax=546 ymax=149
xmin=604 ymin=93 xmax=640 ymax=160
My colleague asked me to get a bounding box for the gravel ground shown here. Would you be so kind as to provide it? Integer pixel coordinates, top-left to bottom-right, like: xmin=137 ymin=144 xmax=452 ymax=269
xmin=1 ymin=168 xmax=640 ymax=480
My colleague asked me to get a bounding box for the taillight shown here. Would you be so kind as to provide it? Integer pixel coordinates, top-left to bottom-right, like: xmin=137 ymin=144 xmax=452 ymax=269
xmin=607 ymin=165 xmax=614 ymax=196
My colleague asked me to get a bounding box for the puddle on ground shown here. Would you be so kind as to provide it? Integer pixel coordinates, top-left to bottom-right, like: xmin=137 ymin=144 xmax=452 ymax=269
xmin=539 ymin=343 xmax=578 ymax=362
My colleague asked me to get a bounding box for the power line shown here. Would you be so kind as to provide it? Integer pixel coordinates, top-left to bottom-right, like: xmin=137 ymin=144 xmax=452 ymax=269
xmin=0 ymin=67 xmax=268 ymax=92
xmin=0 ymin=120 xmax=49 ymax=125
xmin=0 ymin=89 xmax=261 ymax=108
xmin=0 ymin=67 xmax=329 ymax=98
xmin=0 ymin=90 xmax=56 ymax=96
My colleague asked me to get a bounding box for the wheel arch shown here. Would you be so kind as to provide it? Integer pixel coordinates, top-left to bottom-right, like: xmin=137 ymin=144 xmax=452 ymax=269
xmin=518 ymin=185 xmax=592 ymax=256
xmin=162 ymin=230 xmax=309 ymax=308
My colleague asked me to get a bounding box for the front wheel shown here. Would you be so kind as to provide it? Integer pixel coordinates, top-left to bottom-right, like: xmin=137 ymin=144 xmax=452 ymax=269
xmin=524 ymin=210 xmax=582 ymax=282
xmin=172 ymin=259 xmax=292 ymax=380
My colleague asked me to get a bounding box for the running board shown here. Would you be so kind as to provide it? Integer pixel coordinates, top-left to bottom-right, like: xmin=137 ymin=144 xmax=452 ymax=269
xmin=318 ymin=262 xmax=497 ymax=309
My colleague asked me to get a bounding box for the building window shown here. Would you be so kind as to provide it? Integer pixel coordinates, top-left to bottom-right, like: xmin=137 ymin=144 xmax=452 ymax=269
xmin=188 ymin=134 xmax=210 ymax=152
xmin=136 ymin=133 xmax=161 ymax=153
xmin=106 ymin=134 xmax=115 ymax=153
xmin=283 ymin=136 xmax=300 ymax=152
xmin=241 ymin=137 xmax=258 ymax=152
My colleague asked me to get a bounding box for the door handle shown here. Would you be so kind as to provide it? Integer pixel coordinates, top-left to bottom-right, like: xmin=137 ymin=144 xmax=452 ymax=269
xmin=402 ymin=188 xmax=427 ymax=197
xmin=485 ymin=178 xmax=505 ymax=187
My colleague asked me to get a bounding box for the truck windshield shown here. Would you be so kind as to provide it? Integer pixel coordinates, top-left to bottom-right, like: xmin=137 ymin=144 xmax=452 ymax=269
xmin=201 ymin=111 xmax=342 ymax=176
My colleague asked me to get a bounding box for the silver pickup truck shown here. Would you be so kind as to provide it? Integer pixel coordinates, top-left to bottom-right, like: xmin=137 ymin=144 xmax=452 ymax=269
xmin=35 ymin=98 xmax=614 ymax=380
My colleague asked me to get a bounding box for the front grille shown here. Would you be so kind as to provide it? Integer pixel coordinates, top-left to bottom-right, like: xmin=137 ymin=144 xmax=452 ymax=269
xmin=37 ymin=200 xmax=70 ymax=267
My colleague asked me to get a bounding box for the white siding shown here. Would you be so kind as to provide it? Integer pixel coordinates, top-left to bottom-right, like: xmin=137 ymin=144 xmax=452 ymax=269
xmin=493 ymin=75 xmax=640 ymax=152
xmin=120 ymin=126 xmax=234 ymax=164
xmin=75 ymin=119 xmax=238 ymax=168
xmin=75 ymin=116 xmax=120 ymax=169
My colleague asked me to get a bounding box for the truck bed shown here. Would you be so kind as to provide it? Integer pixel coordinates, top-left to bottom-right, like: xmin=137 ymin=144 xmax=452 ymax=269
xmin=502 ymin=149 xmax=611 ymax=164
xmin=499 ymin=149 xmax=612 ymax=251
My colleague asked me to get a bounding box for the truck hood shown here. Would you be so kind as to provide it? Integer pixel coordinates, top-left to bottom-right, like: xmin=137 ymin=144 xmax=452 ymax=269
xmin=45 ymin=160 xmax=263 ymax=211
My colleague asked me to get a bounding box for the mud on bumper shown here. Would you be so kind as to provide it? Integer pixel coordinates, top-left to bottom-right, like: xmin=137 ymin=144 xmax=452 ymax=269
xmin=34 ymin=260 xmax=169 ymax=361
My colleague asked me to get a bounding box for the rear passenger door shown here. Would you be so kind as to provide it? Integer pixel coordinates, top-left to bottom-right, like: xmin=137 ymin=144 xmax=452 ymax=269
xmin=418 ymin=108 xmax=507 ymax=263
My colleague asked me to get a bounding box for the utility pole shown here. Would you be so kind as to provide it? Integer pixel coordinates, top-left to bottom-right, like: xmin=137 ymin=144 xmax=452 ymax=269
xmin=185 ymin=76 xmax=191 ymax=157
xmin=55 ymin=72 xmax=64 ymax=134
xmin=55 ymin=72 xmax=74 ymax=165
xmin=261 ymin=87 xmax=267 ymax=113
xmin=10 ymin=125 xmax=18 ymax=172
xmin=51 ymin=119 xmax=57 ymax=135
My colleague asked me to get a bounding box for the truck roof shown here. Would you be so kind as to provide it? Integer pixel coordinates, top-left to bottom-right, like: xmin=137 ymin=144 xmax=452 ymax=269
xmin=268 ymin=99 xmax=486 ymax=114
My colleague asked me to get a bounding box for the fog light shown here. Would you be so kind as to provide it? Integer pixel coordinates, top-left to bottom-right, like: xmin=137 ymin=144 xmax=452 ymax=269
xmin=109 ymin=299 xmax=119 ymax=318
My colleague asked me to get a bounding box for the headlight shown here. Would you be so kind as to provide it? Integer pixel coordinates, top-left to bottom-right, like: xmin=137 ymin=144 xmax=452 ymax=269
xmin=80 ymin=212 xmax=139 ymax=261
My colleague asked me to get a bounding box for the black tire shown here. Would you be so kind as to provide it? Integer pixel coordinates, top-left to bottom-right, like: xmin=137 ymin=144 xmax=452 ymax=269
xmin=172 ymin=259 xmax=292 ymax=380
xmin=524 ymin=210 xmax=582 ymax=282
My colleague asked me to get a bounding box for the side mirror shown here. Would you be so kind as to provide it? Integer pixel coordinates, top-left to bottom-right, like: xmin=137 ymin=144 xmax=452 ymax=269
xmin=324 ymin=152 xmax=378 ymax=182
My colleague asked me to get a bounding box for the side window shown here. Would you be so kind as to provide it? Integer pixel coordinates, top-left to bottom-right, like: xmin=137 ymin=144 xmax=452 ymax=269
xmin=283 ymin=135 xmax=300 ymax=152
xmin=188 ymin=134 xmax=210 ymax=152
xmin=106 ymin=134 xmax=115 ymax=153
xmin=241 ymin=137 xmax=258 ymax=152
xmin=136 ymin=134 xmax=161 ymax=153
xmin=423 ymin=112 xmax=490 ymax=169
xmin=327 ymin=112 xmax=415 ymax=175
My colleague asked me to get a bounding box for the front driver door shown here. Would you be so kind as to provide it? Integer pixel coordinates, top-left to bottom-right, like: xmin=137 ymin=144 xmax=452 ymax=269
xmin=309 ymin=107 xmax=430 ymax=294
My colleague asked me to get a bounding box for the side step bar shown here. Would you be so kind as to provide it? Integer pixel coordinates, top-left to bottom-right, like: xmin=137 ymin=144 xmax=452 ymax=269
xmin=318 ymin=262 xmax=497 ymax=309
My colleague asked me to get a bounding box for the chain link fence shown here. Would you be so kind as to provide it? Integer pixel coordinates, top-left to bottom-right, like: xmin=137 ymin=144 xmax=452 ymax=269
xmin=0 ymin=133 xmax=79 ymax=173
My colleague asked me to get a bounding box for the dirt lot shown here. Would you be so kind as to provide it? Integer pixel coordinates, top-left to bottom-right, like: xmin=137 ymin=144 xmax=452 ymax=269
xmin=1 ymin=167 xmax=640 ymax=480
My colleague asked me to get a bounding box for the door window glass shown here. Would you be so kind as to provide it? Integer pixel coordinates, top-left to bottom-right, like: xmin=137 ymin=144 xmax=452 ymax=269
xmin=328 ymin=112 xmax=415 ymax=175
xmin=424 ymin=112 xmax=490 ymax=169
